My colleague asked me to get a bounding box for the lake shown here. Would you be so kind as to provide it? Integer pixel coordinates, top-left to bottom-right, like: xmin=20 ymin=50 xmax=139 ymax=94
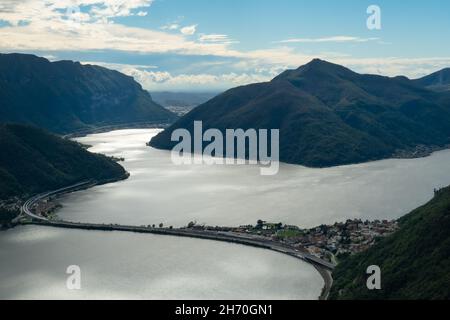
xmin=61 ymin=129 xmax=450 ymax=228
xmin=2 ymin=128 xmax=450 ymax=299
xmin=0 ymin=226 xmax=322 ymax=299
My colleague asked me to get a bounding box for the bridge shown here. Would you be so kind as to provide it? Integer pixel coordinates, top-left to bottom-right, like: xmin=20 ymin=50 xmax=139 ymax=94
xmin=20 ymin=181 xmax=96 ymax=221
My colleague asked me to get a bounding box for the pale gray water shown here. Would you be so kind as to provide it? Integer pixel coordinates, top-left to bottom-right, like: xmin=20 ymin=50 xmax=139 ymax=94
xmin=0 ymin=226 xmax=322 ymax=300
xmin=3 ymin=128 xmax=450 ymax=300
xmin=59 ymin=129 xmax=450 ymax=228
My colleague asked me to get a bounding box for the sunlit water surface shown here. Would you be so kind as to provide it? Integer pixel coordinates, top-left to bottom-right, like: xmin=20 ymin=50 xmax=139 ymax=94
xmin=0 ymin=226 xmax=322 ymax=299
xmin=61 ymin=129 xmax=450 ymax=228
xmin=3 ymin=128 xmax=450 ymax=300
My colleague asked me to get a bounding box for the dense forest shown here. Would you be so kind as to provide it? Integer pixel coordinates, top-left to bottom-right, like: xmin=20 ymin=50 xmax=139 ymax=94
xmin=0 ymin=124 xmax=128 ymax=201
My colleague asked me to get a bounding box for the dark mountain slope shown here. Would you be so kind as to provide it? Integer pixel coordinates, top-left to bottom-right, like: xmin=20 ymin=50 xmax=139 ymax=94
xmin=0 ymin=124 xmax=127 ymax=200
xmin=330 ymin=186 xmax=450 ymax=300
xmin=414 ymin=68 xmax=450 ymax=92
xmin=0 ymin=53 xmax=177 ymax=133
xmin=150 ymin=59 xmax=450 ymax=167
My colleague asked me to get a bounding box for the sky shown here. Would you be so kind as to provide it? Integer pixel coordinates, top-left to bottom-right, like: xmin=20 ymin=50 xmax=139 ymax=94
xmin=0 ymin=0 xmax=450 ymax=92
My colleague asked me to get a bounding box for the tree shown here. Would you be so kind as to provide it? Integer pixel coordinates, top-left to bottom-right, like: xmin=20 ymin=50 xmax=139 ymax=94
xmin=256 ymin=220 xmax=264 ymax=229
xmin=187 ymin=221 xmax=196 ymax=228
xmin=159 ymin=223 xmax=164 ymax=228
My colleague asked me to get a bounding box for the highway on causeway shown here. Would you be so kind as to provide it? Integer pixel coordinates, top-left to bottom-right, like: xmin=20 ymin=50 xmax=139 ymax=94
xmin=19 ymin=182 xmax=335 ymax=300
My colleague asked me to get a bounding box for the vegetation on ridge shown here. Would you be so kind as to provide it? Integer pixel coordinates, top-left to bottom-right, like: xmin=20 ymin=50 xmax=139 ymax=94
xmin=330 ymin=186 xmax=450 ymax=300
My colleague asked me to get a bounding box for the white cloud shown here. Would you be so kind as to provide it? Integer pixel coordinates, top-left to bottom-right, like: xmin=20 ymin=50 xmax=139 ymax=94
xmin=144 ymin=71 xmax=269 ymax=91
xmin=199 ymin=34 xmax=228 ymax=42
xmin=161 ymin=23 xmax=179 ymax=30
xmin=180 ymin=24 xmax=197 ymax=36
xmin=278 ymin=36 xmax=379 ymax=44
xmin=88 ymin=0 xmax=153 ymax=21
xmin=82 ymin=61 xmax=158 ymax=70
xmin=0 ymin=1 xmax=154 ymax=25
xmin=82 ymin=56 xmax=450 ymax=92
xmin=334 ymin=57 xmax=450 ymax=79
xmin=0 ymin=18 xmax=237 ymax=57
xmin=137 ymin=11 xmax=148 ymax=17
xmin=1 ymin=1 xmax=450 ymax=90
xmin=199 ymin=34 xmax=239 ymax=45
xmin=83 ymin=61 xmax=271 ymax=91
xmin=0 ymin=2 xmax=236 ymax=57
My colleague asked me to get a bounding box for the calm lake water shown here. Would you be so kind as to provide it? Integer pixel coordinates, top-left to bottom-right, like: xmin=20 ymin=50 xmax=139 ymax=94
xmin=2 ymin=128 xmax=450 ymax=300
xmin=0 ymin=226 xmax=322 ymax=299
xmin=61 ymin=129 xmax=450 ymax=228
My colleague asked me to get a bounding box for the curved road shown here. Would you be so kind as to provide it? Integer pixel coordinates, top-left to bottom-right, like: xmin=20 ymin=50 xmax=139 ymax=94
xmin=20 ymin=184 xmax=335 ymax=300
xmin=20 ymin=181 xmax=95 ymax=221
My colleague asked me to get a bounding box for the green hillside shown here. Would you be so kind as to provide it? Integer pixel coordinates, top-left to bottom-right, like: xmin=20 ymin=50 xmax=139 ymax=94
xmin=0 ymin=124 xmax=128 ymax=200
xmin=330 ymin=186 xmax=450 ymax=300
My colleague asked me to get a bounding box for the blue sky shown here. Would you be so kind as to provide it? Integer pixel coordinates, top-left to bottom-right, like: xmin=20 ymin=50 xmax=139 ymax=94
xmin=0 ymin=0 xmax=449 ymax=91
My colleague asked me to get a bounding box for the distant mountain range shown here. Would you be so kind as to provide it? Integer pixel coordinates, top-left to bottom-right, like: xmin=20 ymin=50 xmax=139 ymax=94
xmin=330 ymin=185 xmax=450 ymax=300
xmin=0 ymin=53 xmax=177 ymax=133
xmin=0 ymin=124 xmax=127 ymax=201
xmin=150 ymin=59 xmax=450 ymax=167
xmin=152 ymin=91 xmax=220 ymax=116
xmin=152 ymin=91 xmax=219 ymax=108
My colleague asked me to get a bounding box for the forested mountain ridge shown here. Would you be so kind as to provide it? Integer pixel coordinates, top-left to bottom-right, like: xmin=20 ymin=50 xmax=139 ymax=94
xmin=0 ymin=53 xmax=177 ymax=133
xmin=0 ymin=124 xmax=128 ymax=201
xmin=330 ymin=185 xmax=450 ymax=300
xmin=150 ymin=59 xmax=450 ymax=167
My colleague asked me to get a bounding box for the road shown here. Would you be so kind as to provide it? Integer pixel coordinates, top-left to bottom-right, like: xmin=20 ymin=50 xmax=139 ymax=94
xmin=20 ymin=181 xmax=96 ymax=221
xmin=19 ymin=185 xmax=336 ymax=300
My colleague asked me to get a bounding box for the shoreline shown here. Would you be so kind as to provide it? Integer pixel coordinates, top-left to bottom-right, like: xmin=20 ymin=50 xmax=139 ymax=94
xmin=2 ymin=172 xmax=130 ymax=229
xmin=147 ymin=124 xmax=450 ymax=169
xmin=62 ymin=121 xmax=171 ymax=139
xmin=12 ymin=169 xmax=334 ymax=299
xmin=70 ymin=126 xmax=450 ymax=170
xmin=7 ymin=128 xmax=443 ymax=301
xmin=18 ymin=218 xmax=334 ymax=300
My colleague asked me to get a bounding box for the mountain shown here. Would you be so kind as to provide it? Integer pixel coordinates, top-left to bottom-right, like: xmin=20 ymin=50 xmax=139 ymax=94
xmin=0 ymin=124 xmax=128 ymax=201
xmin=0 ymin=53 xmax=177 ymax=133
xmin=150 ymin=59 xmax=450 ymax=167
xmin=414 ymin=68 xmax=450 ymax=92
xmin=330 ymin=186 xmax=450 ymax=300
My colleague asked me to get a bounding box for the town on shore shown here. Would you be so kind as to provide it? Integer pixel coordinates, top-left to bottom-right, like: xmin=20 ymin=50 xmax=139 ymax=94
xmin=1 ymin=191 xmax=398 ymax=265
xmin=184 ymin=218 xmax=398 ymax=262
